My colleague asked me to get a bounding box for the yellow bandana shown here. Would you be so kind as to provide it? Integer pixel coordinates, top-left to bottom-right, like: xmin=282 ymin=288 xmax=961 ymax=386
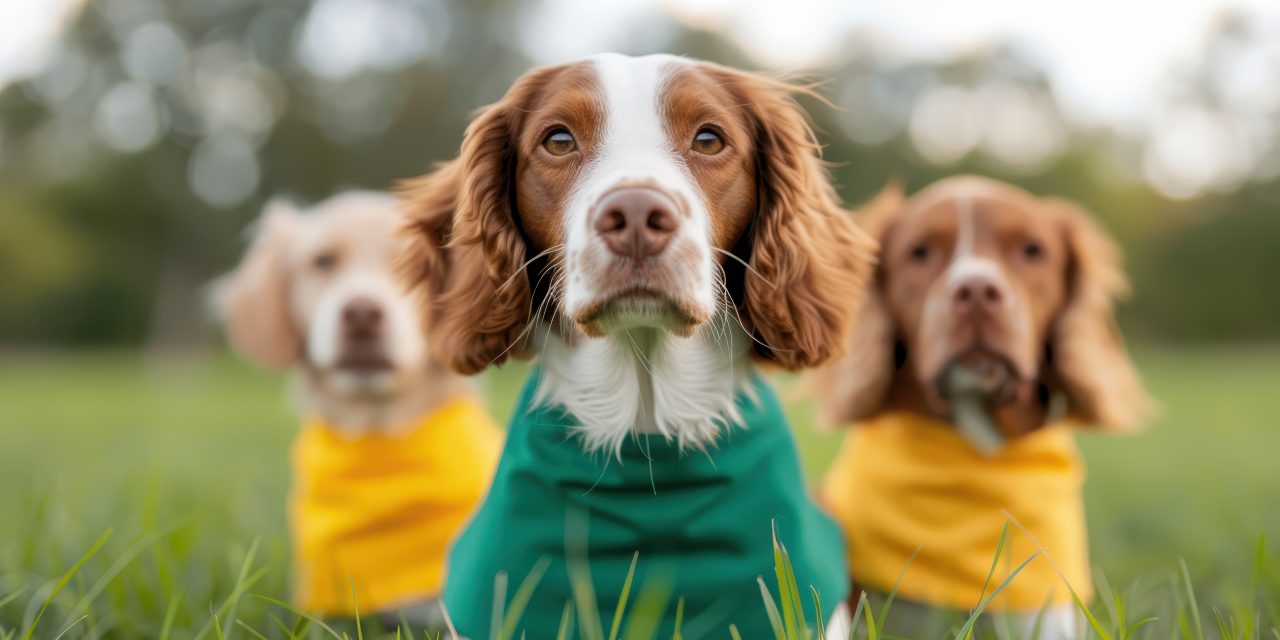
xmin=822 ymin=412 xmax=1091 ymax=612
xmin=289 ymin=397 xmax=502 ymax=615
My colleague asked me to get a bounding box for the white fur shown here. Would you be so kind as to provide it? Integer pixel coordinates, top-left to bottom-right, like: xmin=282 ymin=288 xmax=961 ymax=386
xmin=944 ymin=196 xmax=1012 ymax=312
xmin=307 ymin=269 xmax=427 ymax=393
xmin=536 ymin=312 xmax=753 ymax=458
xmin=535 ymin=54 xmax=751 ymax=455
xmin=560 ymin=53 xmax=717 ymax=323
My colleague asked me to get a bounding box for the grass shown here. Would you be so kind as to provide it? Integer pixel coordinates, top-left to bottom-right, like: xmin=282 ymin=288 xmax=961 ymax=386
xmin=1 ymin=345 xmax=1279 ymax=638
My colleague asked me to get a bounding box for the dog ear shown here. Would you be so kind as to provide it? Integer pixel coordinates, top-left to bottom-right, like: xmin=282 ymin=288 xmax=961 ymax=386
xmin=729 ymin=73 xmax=877 ymax=370
xmin=398 ymin=71 xmax=554 ymax=375
xmin=1046 ymin=198 xmax=1156 ymax=431
xmin=214 ymin=198 xmax=302 ymax=370
xmin=814 ymin=183 xmax=903 ymax=425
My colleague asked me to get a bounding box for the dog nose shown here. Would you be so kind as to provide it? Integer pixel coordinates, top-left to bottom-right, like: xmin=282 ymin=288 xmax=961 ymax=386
xmin=951 ymin=273 xmax=1006 ymax=316
xmin=593 ymin=188 xmax=679 ymax=259
xmin=342 ymin=297 xmax=383 ymax=337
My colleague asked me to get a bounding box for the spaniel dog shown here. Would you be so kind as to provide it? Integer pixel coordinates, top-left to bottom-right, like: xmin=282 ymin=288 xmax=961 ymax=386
xmin=399 ymin=54 xmax=874 ymax=637
xmin=816 ymin=176 xmax=1155 ymax=639
xmin=216 ymin=192 xmax=500 ymax=622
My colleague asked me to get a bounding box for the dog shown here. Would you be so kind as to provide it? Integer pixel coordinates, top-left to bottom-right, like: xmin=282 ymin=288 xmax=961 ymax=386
xmin=398 ymin=54 xmax=876 ymax=638
xmin=215 ymin=191 xmax=501 ymax=621
xmin=816 ymin=176 xmax=1155 ymax=638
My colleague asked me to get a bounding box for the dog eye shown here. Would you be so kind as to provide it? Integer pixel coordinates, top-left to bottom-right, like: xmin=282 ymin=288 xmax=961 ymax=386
xmin=542 ymin=129 xmax=577 ymax=156
xmin=691 ymin=129 xmax=724 ymax=155
xmin=312 ymin=252 xmax=339 ymax=272
xmin=909 ymin=244 xmax=930 ymax=263
xmin=1022 ymin=241 xmax=1044 ymax=260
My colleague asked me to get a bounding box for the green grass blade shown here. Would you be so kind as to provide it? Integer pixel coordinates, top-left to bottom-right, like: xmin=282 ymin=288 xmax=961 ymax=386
xmin=1181 ymin=558 xmax=1205 ymax=640
xmin=234 ymin=619 xmax=270 ymax=640
xmin=555 ymin=601 xmax=574 ymax=640
xmin=500 ymin=558 xmax=551 ymax=640
xmin=51 ymin=615 xmax=86 ymax=640
xmin=56 ymin=521 xmax=182 ymax=634
xmin=729 ymin=625 xmax=743 ymax=640
xmin=757 ymin=577 xmax=786 ymax=640
xmin=250 ymin=594 xmax=343 ymax=640
xmin=975 ymin=523 xmax=1009 ymax=611
xmin=491 ymin=571 xmax=508 ymax=640
xmin=810 ymin=586 xmax=826 ymax=640
xmin=850 ymin=591 xmax=868 ymax=640
xmin=565 ymin=509 xmax=603 ymax=640
xmin=621 ymin=566 xmax=673 ymax=640
xmin=194 ymin=539 xmax=264 ymax=640
xmin=954 ymin=550 xmax=1040 ymax=640
xmin=671 ymin=598 xmax=684 ymax=640
xmin=878 ymin=547 xmax=921 ymax=629
xmin=158 ymin=586 xmax=184 ymax=640
xmin=0 ymin=588 xmax=30 ymax=611
xmin=863 ymin=597 xmax=879 ymax=640
xmin=348 ymin=575 xmax=364 ymax=640
xmin=607 ymin=552 xmax=640 ymax=640
xmin=771 ymin=522 xmax=807 ymax=640
xmin=21 ymin=528 xmax=112 ymax=640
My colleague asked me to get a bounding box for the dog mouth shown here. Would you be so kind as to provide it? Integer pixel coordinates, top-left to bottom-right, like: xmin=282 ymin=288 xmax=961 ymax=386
xmin=932 ymin=350 xmax=1029 ymax=455
xmin=336 ymin=346 xmax=394 ymax=375
xmin=576 ymin=288 xmax=705 ymax=337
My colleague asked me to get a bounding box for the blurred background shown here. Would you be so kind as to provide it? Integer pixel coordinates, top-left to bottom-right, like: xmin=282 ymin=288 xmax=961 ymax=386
xmin=2 ymin=0 xmax=1279 ymax=636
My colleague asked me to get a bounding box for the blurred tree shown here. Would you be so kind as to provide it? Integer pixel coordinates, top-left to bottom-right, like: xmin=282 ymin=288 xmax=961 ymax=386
xmin=0 ymin=0 xmax=1276 ymax=347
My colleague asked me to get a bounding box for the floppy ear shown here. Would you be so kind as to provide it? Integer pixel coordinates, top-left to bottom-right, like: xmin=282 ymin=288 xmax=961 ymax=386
xmin=813 ymin=183 xmax=903 ymax=425
xmin=733 ymin=74 xmax=877 ymax=370
xmin=1046 ymin=199 xmax=1156 ymax=431
xmin=214 ymin=198 xmax=301 ymax=370
xmin=398 ymin=73 xmax=546 ymax=375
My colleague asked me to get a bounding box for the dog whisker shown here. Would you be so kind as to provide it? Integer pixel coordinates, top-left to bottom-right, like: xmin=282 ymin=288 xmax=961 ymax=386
xmin=496 ymin=244 xmax=565 ymax=293
xmin=710 ymin=246 xmax=777 ymax=290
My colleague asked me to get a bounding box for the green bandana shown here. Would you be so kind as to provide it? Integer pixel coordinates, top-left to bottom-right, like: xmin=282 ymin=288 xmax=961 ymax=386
xmin=444 ymin=369 xmax=847 ymax=638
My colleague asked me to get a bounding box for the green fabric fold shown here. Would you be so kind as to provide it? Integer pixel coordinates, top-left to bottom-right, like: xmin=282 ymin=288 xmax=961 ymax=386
xmin=443 ymin=369 xmax=848 ymax=638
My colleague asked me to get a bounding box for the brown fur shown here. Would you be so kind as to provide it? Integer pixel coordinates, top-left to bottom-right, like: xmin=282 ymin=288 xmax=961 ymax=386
xmin=400 ymin=59 xmax=874 ymax=374
xmin=219 ymin=200 xmax=302 ymax=370
xmin=817 ymin=177 xmax=1154 ymax=433
xmin=714 ymin=68 xmax=877 ymax=370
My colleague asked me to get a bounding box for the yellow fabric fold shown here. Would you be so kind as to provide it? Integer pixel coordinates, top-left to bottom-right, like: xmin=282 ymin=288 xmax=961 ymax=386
xmin=290 ymin=397 xmax=502 ymax=615
xmin=822 ymin=412 xmax=1092 ymax=612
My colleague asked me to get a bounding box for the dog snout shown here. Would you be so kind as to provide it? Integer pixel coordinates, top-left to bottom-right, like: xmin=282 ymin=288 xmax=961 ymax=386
xmin=592 ymin=188 xmax=679 ymax=259
xmin=950 ymin=273 xmax=1007 ymax=317
xmin=342 ymin=297 xmax=384 ymax=339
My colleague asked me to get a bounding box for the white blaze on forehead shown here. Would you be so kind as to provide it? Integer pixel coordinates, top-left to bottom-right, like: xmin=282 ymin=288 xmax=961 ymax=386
xmin=561 ymin=53 xmax=716 ymax=318
xmin=943 ymin=197 xmax=1014 ymax=313
xmin=568 ymin=53 xmax=704 ymax=223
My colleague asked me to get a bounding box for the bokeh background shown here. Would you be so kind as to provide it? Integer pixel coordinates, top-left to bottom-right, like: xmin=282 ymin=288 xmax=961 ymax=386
xmin=2 ymin=0 xmax=1280 ymax=637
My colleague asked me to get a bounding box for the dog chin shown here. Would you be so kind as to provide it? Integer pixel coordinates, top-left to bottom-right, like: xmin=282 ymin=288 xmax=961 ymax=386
xmin=924 ymin=347 xmax=1030 ymax=409
xmin=575 ymin=292 xmax=709 ymax=338
xmin=326 ymin=368 xmax=398 ymax=397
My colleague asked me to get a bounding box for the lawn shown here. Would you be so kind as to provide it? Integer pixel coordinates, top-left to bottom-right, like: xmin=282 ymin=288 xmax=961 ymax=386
xmin=1 ymin=345 xmax=1278 ymax=638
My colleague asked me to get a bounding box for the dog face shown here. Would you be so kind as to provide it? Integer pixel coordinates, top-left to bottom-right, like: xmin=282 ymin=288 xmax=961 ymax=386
xmin=818 ymin=176 xmax=1153 ymax=435
xmin=218 ymin=192 xmax=427 ymax=396
xmin=400 ymin=54 xmax=874 ymax=374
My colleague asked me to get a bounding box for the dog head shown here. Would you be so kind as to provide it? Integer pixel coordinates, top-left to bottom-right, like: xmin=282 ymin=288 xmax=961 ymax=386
xmin=216 ymin=192 xmax=429 ymax=399
xmin=818 ymin=176 xmax=1154 ymax=436
xmin=399 ymin=54 xmax=874 ymax=374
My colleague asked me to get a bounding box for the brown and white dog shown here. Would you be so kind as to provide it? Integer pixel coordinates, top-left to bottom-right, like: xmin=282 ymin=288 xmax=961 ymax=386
xmin=817 ymin=176 xmax=1155 ymax=638
xmin=400 ymin=53 xmax=873 ymax=451
xmin=399 ymin=54 xmax=874 ymax=635
xmin=216 ymin=191 xmax=499 ymax=621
